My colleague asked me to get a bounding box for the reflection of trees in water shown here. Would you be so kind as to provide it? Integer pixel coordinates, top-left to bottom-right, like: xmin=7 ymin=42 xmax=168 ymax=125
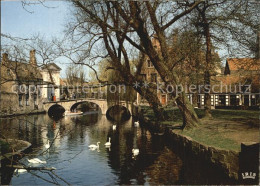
xmin=106 ymin=105 xmax=131 ymax=122
xmin=105 ymin=119 xmax=175 ymax=185
xmin=64 ymin=113 xmax=101 ymax=147
xmin=0 ymin=113 xmax=106 ymax=185
xmin=145 ymin=148 xmax=182 ymax=184
xmin=0 ymin=113 xmax=207 ymax=185
xmin=0 ymin=115 xmax=46 ymax=147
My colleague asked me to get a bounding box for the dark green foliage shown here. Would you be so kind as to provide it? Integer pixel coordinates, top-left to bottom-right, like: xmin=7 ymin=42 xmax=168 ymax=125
xmin=0 ymin=140 xmax=11 ymax=154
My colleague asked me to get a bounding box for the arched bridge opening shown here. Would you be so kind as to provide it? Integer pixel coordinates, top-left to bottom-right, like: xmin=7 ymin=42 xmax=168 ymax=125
xmin=106 ymin=105 xmax=131 ymax=122
xmin=70 ymin=101 xmax=101 ymax=113
xmin=44 ymin=99 xmax=132 ymax=119
xmin=48 ymin=104 xmax=65 ymax=119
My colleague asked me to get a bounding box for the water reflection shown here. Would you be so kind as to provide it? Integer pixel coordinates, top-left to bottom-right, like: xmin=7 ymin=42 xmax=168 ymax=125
xmin=0 ymin=112 xmax=235 ymax=185
xmin=0 ymin=113 xmax=183 ymax=185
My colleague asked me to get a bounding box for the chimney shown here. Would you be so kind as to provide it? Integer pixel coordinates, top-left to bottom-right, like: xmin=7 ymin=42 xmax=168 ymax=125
xmin=30 ymin=49 xmax=37 ymax=66
xmin=2 ymin=53 xmax=8 ymax=65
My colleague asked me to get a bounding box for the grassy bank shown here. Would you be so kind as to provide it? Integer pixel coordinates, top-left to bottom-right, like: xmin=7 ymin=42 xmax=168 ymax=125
xmin=141 ymin=106 xmax=259 ymax=151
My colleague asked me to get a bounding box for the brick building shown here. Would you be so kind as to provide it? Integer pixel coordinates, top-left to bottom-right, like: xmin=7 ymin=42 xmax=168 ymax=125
xmin=136 ymin=36 xmax=260 ymax=109
xmin=0 ymin=50 xmax=45 ymax=116
xmin=209 ymin=58 xmax=260 ymax=109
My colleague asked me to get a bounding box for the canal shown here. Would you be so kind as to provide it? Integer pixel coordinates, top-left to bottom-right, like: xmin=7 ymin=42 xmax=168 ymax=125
xmin=0 ymin=112 xmax=234 ymax=185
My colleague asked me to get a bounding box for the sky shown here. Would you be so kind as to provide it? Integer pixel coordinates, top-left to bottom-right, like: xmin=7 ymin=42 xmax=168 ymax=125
xmin=1 ymin=1 xmax=68 ymax=38
xmin=1 ymin=0 xmax=72 ymax=77
xmin=1 ymin=0 xmax=233 ymax=79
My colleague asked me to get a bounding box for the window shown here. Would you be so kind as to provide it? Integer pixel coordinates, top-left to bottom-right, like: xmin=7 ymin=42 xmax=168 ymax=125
xmin=147 ymin=60 xmax=153 ymax=68
xmin=140 ymin=74 xmax=146 ymax=81
xmin=7 ymin=69 xmax=11 ymax=76
xmin=251 ymin=95 xmax=257 ymax=106
xmin=26 ymin=94 xmax=29 ymax=106
xmin=19 ymin=94 xmax=23 ymax=107
xmin=219 ymin=95 xmax=226 ymax=106
xmin=33 ymin=93 xmax=37 ymax=105
xmin=161 ymin=95 xmax=166 ymax=105
xmin=211 ymin=95 xmax=214 ymax=106
xmin=151 ymin=73 xmax=157 ymax=82
xmin=38 ymin=86 xmax=42 ymax=98
xmin=225 ymin=95 xmax=229 ymax=106
xmin=201 ymin=95 xmax=204 ymax=105
xmin=215 ymin=95 xmax=219 ymax=105
xmin=230 ymin=95 xmax=239 ymax=106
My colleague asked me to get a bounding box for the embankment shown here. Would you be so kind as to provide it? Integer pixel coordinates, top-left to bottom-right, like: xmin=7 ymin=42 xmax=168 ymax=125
xmin=132 ymin=105 xmax=259 ymax=184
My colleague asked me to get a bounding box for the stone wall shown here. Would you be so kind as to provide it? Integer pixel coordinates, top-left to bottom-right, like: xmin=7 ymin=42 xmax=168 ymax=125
xmin=166 ymin=130 xmax=239 ymax=180
xmin=132 ymin=105 xmax=240 ymax=181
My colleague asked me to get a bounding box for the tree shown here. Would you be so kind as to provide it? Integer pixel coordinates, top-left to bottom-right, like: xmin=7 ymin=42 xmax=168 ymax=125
xmin=65 ymin=64 xmax=87 ymax=86
xmin=168 ymin=29 xmax=221 ymax=107
xmin=1 ymin=34 xmax=62 ymax=84
xmin=182 ymin=0 xmax=260 ymax=117
xmin=67 ymin=0 xmax=205 ymax=129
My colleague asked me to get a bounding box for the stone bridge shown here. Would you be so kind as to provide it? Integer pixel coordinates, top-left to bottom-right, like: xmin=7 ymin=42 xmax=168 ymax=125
xmin=43 ymin=98 xmax=132 ymax=115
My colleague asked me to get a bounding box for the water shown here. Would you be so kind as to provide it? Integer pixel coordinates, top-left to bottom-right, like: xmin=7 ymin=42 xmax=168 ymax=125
xmin=0 ymin=113 xmax=183 ymax=185
xmin=0 ymin=113 xmax=235 ymax=185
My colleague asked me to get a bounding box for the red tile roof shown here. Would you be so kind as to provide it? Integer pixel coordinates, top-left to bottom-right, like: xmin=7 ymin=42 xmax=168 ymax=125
xmin=227 ymin=58 xmax=260 ymax=71
xmin=211 ymin=74 xmax=260 ymax=93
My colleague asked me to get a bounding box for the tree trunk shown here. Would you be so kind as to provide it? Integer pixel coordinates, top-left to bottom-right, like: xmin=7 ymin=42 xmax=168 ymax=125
xmin=176 ymin=92 xmax=199 ymax=129
xmin=204 ymin=70 xmax=212 ymax=117
xmin=204 ymin=19 xmax=212 ymax=118
xmin=145 ymin=94 xmax=164 ymax=121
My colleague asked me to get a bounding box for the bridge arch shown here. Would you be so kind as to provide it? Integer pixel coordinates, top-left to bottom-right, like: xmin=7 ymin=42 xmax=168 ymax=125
xmin=43 ymin=99 xmax=132 ymax=116
xmin=106 ymin=105 xmax=131 ymax=121
xmin=70 ymin=101 xmax=101 ymax=112
xmin=48 ymin=104 xmax=65 ymax=117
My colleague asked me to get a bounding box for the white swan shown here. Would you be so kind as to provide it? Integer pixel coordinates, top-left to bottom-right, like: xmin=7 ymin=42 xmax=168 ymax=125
xmin=27 ymin=158 xmax=47 ymax=164
xmin=132 ymin=149 xmax=139 ymax=156
xmin=134 ymin=121 xmax=139 ymax=127
xmin=105 ymin=137 xmax=111 ymax=147
xmin=45 ymin=140 xmax=50 ymax=149
xmin=112 ymin=125 xmax=116 ymax=130
xmin=15 ymin=168 xmax=27 ymax=173
xmin=88 ymin=142 xmax=100 ymax=150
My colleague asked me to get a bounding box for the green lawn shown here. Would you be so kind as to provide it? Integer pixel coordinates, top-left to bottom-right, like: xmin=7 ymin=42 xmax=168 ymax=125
xmin=176 ymin=127 xmax=240 ymax=151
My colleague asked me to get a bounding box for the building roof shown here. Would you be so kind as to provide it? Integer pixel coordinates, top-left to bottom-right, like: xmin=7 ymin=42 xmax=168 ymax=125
xmin=211 ymin=74 xmax=260 ymax=93
xmin=60 ymin=78 xmax=67 ymax=86
xmin=1 ymin=60 xmax=43 ymax=83
xmin=226 ymin=58 xmax=260 ymax=71
xmin=42 ymin=63 xmax=61 ymax=71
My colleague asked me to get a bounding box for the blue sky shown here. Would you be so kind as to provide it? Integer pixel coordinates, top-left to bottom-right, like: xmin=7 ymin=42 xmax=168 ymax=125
xmin=1 ymin=1 xmax=72 ymax=77
xmin=1 ymin=1 xmax=69 ymax=38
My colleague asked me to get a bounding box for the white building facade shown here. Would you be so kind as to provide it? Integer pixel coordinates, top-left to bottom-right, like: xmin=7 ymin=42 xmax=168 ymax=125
xmin=41 ymin=63 xmax=61 ymax=102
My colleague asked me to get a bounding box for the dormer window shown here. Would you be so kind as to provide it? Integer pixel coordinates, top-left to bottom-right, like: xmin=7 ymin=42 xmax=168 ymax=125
xmin=151 ymin=73 xmax=157 ymax=82
xmin=140 ymin=74 xmax=146 ymax=81
xmin=147 ymin=60 xmax=153 ymax=68
xmin=7 ymin=68 xmax=11 ymax=76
